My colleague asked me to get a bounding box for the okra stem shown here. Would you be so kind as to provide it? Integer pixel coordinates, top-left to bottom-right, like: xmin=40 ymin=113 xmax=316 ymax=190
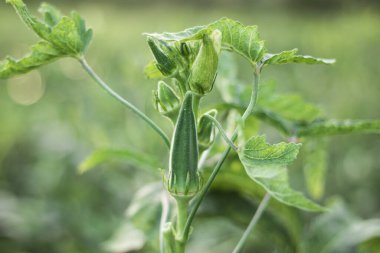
xmin=232 ymin=193 xmax=271 ymax=253
xmin=204 ymin=114 xmax=238 ymax=151
xmin=79 ymin=57 xmax=170 ymax=148
xmin=182 ymin=68 xmax=261 ymax=241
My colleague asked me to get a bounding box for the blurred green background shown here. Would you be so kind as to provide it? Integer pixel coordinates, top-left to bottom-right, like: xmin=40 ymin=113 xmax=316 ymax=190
xmin=0 ymin=0 xmax=380 ymax=252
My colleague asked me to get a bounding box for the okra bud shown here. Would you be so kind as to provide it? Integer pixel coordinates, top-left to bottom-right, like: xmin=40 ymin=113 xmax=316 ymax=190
xmin=167 ymin=92 xmax=200 ymax=198
xmin=153 ymin=81 xmax=180 ymax=123
xmin=188 ymin=30 xmax=222 ymax=96
xmin=147 ymin=37 xmax=177 ymax=76
xmin=198 ymin=109 xmax=218 ymax=152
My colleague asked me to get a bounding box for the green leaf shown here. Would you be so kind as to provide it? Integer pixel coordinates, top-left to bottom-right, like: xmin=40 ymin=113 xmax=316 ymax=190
xmin=238 ymin=136 xmax=324 ymax=212
xmin=263 ymin=48 xmax=335 ymax=65
xmin=2 ymin=0 xmax=93 ymax=79
xmin=298 ymin=119 xmax=380 ymax=137
xmin=105 ymin=183 xmax=164 ymax=252
xmin=47 ymin=13 xmax=93 ymax=56
xmin=303 ymin=138 xmax=328 ymax=200
xmin=145 ymin=17 xmax=266 ymax=65
xmin=257 ymin=81 xmax=321 ymax=123
xmin=38 ymin=3 xmax=63 ymax=27
xmin=216 ymin=56 xmax=321 ymax=124
xmin=304 ymin=200 xmax=380 ymax=253
xmin=78 ymin=148 xmax=159 ymax=174
xmin=0 ymin=41 xmax=62 ymax=79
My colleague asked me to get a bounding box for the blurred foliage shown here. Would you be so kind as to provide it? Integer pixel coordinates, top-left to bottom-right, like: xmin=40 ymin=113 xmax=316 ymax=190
xmin=0 ymin=0 xmax=380 ymax=253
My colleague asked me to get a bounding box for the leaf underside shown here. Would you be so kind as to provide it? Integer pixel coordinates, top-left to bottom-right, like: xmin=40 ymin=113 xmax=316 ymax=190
xmin=238 ymin=136 xmax=324 ymax=212
xmin=78 ymin=148 xmax=159 ymax=174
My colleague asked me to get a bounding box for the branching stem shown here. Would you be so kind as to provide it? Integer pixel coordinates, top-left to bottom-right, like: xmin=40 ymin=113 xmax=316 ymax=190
xmin=181 ymin=69 xmax=261 ymax=241
xmin=205 ymin=114 xmax=238 ymax=151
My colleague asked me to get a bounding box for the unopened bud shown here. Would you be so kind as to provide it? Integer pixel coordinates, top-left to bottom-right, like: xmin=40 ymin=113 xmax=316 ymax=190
xmin=153 ymin=81 xmax=180 ymax=123
xmin=198 ymin=109 xmax=218 ymax=152
xmin=188 ymin=29 xmax=222 ymax=96
xmin=147 ymin=37 xmax=177 ymax=76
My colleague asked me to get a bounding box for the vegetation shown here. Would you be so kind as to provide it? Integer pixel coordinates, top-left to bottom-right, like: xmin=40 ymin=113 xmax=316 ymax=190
xmin=1 ymin=1 xmax=380 ymax=252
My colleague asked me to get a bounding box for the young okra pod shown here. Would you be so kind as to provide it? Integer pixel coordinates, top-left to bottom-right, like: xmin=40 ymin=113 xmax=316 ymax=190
xmin=188 ymin=29 xmax=222 ymax=96
xmin=167 ymin=92 xmax=200 ymax=198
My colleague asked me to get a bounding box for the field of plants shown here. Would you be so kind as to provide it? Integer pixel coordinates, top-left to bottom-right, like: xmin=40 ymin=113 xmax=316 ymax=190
xmin=0 ymin=0 xmax=380 ymax=252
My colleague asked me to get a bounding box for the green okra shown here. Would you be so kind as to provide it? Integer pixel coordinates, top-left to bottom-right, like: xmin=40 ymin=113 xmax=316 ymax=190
xmin=167 ymin=92 xmax=200 ymax=198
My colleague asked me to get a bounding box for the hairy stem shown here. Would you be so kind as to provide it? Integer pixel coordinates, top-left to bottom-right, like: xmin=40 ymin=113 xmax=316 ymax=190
xmin=160 ymin=193 xmax=170 ymax=253
xmin=232 ymin=193 xmax=271 ymax=253
xmin=79 ymin=57 xmax=170 ymax=148
xmin=204 ymin=114 xmax=238 ymax=151
xmin=181 ymin=69 xmax=261 ymax=241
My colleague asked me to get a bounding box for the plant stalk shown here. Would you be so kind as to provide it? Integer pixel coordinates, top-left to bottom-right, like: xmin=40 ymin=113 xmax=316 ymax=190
xmin=181 ymin=69 xmax=261 ymax=241
xmin=232 ymin=193 xmax=271 ymax=253
xmin=79 ymin=57 xmax=170 ymax=148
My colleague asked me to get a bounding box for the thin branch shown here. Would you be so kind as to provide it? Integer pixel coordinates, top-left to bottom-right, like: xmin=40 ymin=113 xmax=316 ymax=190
xmin=232 ymin=193 xmax=271 ymax=253
xmin=204 ymin=114 xmax=238 ymax=151
xmin=79 ymin=57 xmax=170 ymax=148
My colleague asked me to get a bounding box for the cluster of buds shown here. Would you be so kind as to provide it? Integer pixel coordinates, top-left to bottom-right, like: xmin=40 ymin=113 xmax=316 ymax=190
xmin=147 ymin=29 xmax=223 ymax=198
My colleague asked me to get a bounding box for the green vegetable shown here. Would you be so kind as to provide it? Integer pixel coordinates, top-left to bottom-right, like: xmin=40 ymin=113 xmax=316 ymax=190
xmin=166 ymin=92 xmax=200 ymax=198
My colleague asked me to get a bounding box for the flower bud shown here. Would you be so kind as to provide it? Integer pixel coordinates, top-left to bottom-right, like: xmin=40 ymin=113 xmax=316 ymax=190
xmin=167 ymin=92 xmax=200 ymax=198
xmin=147 ymin=37 xmax=177 ymax=76
xmin=188 ymin=30 xmax=222 ymax=96
xmin=198 ymin=109 xmax=218 ymax=152
xmin=153 ymin=81 xmax=180 ymax=123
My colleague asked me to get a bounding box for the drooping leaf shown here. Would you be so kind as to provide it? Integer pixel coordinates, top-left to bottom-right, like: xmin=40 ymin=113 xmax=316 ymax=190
xmin=145 ymin=17 xmax=266 ymax=65
xmin=303 ymin=138 xmax=328 ymax=199
xmin=304 ymin=200 xmax=380 ymax=253
xmin=298 ymin=119 xmax=380 ymax=137
xmin=1 ymin=0 xmax=93 ymax=79
xmin=78 ymin=148 xmax=159 ymax=174
xmin=0 ymin=41 xmax=61 ymax=79
xmin=238 ymin=136 xmax=324 ymax=211
xmin=263 ymin=48 xmax=335 ymax=65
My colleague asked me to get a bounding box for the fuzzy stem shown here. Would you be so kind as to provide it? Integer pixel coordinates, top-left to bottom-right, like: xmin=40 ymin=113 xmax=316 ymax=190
xmin=182 ymin=69 xmax=261 ymax=241
xmin=204 ymin=114 xmax=238 ymax=151
xmin=232 ymin=193 xmax=271 ymax=253
xmin=79 ymin=57 xmax=170 ymax=148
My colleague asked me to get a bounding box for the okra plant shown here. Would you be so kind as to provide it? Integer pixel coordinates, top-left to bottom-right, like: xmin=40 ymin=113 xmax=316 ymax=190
xmin=2 ymin=1 xmax=380 ymax=252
